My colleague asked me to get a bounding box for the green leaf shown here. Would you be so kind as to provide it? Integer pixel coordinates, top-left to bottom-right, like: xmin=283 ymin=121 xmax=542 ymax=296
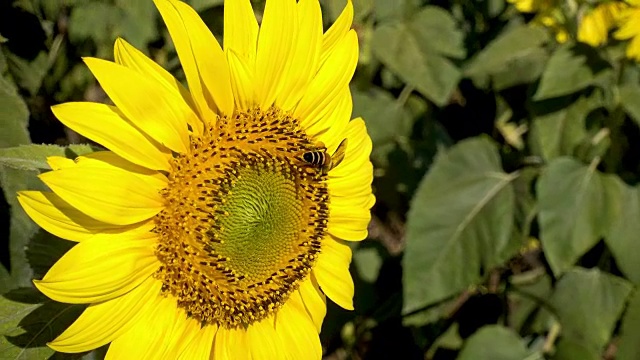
xmin=187 ymin=0 xmax=224 ymax=11
xmin=4 ymin=52 xmax=49 ymax=96
xmin=352 ymin=87 xmax=413 ymax=147
xmin=0 ymin=144 xmax=95 ymax=171
xmin=403 ymin=137 xmax=517 ymax=312
xmin=68 ymin=2 xmax=120 ymax=44
xmin=0 ymin=290 xmax=85 ymax=359
xmin=0 ymin=144 xmax=94 ymax=294
xmin=617 ymin=290 xmax=640 ymax=360
xmin=606 ymin=183 xmax=640 ymax=284
xmin=537 ymin=158 xmax=621 ymax=275
xmin=371 ymin=6 xmax=464 ymax=106
xmin=457 ymin=325 xmax=541 ymax=360
xmin=550 ymin=268 xmax=632 ymax=356
xmin=0 ymin=75 xmax=30 ymax=148
xmin=115 ymin=0 xmax=159 ymax=49
xmin=373 ymin=0 xmax=421 ymax=22
xmin=619 ymin=83 xmax=640 ymax=127
xmin=533 ymin=44 xmax=594 ymax=100
xmin=529 ymin=96 xmax=595 ymax=161
xmin=465 ymin=25 xmax=548 ymax=88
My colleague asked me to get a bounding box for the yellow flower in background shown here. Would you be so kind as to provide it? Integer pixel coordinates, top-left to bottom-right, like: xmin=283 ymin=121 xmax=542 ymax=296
xmin=578 ymin=2 xmax=627 ymax=47
xmin=17 ymin=0 xmax=374 ymax=358
xmin=507 ymin=0 xmax=570 ymax=43
xmin=535 ymin=12 xmax=570 ymax=43
xmin=615 ymin=0 xmax=640 ymax=61
xmin=507 ymin=0 xmax=555 ymax=13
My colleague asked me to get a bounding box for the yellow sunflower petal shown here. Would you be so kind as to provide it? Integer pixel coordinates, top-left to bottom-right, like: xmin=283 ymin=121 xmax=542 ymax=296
xmin=227 ymin=49 xmax=256 ymax=109
xmin=314 ymin=237 xmax=354 ymax=310
xmin=275 ymin=0 xmax=323 ymax=111
xmin=83 ymin=57 xmax=191 ymax=153
xmin=39 ymin=164 xmax=165 ymax=225
xmin=298 ymin=276 xmax=326 ymax=332
xmin=328 ymin=203 xmax=371 ymax=241
xmin=48 ymin=276 xmax=161 ymax=353
xmin=47 ymin=156 xmax=75 ymax=170
xmin=33 ymin=234 xmax=159 ymax=304
xmin=321 ymin=0 xmax=353 ymax=65
xmin=105 ymin=295 xmax=181 ymax=360
xmin=177 ymin=323 xmax=217 ymax=360
xmin=275 ymin=293 xmax=323 ymax=359
xmin=154 ymin=0 xmax=234 ymax=117
xmin=329 ymin=118 xmax=372 ymax=179
xmin=114 ymin=38 xmax=203 ymax=135
xmin=294 ymin=30 xmax=358 ymax=127
xmin=16 ymin=191 xmax=152 ymax=242
xmin=51 ymin=102 xmax=172 ymax=171
xmin=223 ymin=0 xmax=258 ymax=61
xmin=305 ymin=86 xmax=351 ymax=153
xmin=212 ymin=325 xmax=252 ymax=360
xmin=72 ymin=150 xmax=169 ymax=184
xmin=254 ymin=0 xmax=297 ymax=108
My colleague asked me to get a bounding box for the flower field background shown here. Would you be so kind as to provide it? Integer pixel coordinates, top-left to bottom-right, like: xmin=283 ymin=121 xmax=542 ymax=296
xmin=2 ymin=0 xmax=640 ymax=359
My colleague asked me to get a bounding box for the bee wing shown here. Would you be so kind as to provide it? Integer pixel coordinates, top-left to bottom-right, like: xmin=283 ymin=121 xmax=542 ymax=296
xmin=330 ymin=139 xmax=348 ymax=170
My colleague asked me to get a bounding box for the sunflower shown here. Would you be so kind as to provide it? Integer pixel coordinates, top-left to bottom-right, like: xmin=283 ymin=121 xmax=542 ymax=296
xmin=614 ymin=0 xmax=640 ymax=61
xmin=17 ymin=0 xmax=374 ymax=358
xmin=577 ymin=1 xmax=626 ymax=47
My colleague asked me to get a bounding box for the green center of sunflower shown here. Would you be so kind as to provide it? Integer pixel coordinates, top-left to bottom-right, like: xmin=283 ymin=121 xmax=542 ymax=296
xmin=154 ymin=107 xmax=328 ymax=329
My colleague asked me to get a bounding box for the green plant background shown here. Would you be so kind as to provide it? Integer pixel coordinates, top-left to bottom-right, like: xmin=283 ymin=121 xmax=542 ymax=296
xmin=1 ymin=0 xmax=640 ymax=359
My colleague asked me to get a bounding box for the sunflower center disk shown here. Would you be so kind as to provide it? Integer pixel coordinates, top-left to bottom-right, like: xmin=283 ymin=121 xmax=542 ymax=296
xmin=154 ymin=108 xmax=329 ymax=328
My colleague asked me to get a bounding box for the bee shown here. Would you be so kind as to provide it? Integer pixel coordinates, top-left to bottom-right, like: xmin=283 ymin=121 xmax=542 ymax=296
xmin=302 ymin=139 xmax=348 ymax=174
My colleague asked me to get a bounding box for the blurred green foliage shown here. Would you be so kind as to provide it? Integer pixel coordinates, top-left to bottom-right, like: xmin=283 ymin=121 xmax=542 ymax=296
xmin=2 ymin=0 xmax=640 ymax=359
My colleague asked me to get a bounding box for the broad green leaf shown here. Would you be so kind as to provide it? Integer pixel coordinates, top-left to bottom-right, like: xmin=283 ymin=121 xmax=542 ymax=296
xmin=492 ymin=48 xmax=548 ymax=90
xmin=537 ymin=158 xmax=621 ymax=275
xmin=353 ymin=245 xmax=382 ymax=283
xmin=0 ymin=167 xmax=43 ymax=294
xmin=553 ymin=338 xmax=600 ymax=360
xmin=352 ymin=87 xmax=413 ymax=147
xmin=321 ymin=0 xmax=373 ymax=22
xmin=115 ymin=0 xmax=159 ymax=49
xmin=619 ymin=83 xmax=640 ymax=127
xmin=457 ymin=325 xmax=540 ymax=360
xmin=68 ymin=2 xmax=120 ymax=44
xmin=4 ymin=52 xmax=49 ymax=96
xmin=373 ymin=0 xmax=421 ymax=22
xmin=606 ymin=183 xmax=640 ymax=284
xmin=0 ymin=144 xmax=95 ymax=171
xmin=550 ymin=268 xmax=632 ymax=356
xmin=0 ymin=144 xmax=94 ymax=294
xmin=465 ymin=25 xmax=548 ymax=88
xmin=529 ymin=96 xmax=594 ymax=161
xmin=371 ymin=6 xmax=464 ymax=106
xmin=617 ymin=290 xmax=640 ymax=360
xmin=0 ymin=291 xmax=84 ymax=359
xmin=533 ymin=44 xmax=593 ymax=100
xmin=188 ymin=0 xmax=224 ymax=11
xmin=403 ymin=137 xmax=517 ymax=312
xmin=0 ymin=75 xmax=30 ymax=148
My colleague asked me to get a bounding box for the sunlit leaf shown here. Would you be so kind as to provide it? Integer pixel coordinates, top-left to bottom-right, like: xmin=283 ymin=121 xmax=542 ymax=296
xmin=619 ymin=83 xmax=640 ymax=127
xmin=550 ymin=268 xmax=632 ymax=357
xmin=617 ymin=290 xmax=640 ymax=360
xmin=529 ymin=96 xmax=595 ymax=161
xmin=403 ymin=137 xmax=517 ymax=313
xmin=537 ymin=158 xmax=621 ymax=275
xmin=0 ymin=290 xmax=84 ymax=360
xmin=0 ymin=144 xmax=95 ymax=171
xmin=0 ymin=75 xmax=29 ymax=148
xmin=533 ymin=44 xmax=594 ymax=100
xmin=371 ymin=6 xmax=464 ymax=106
xmin=606 ymin=184 xmax=640 ymax=284
xmin=465 ymin=25 xmax=548 ymax=89
xmin=458 ymin=325 xmax=541 ymax=360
